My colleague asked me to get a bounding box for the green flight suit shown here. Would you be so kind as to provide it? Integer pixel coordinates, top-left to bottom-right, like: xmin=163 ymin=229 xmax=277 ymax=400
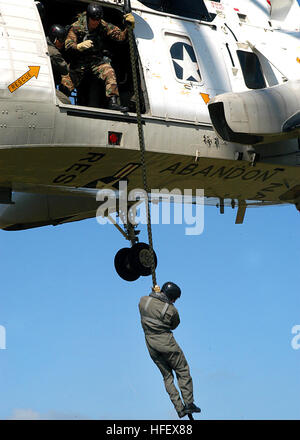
xmin=139 ymin=293 xmax=194 ymax=414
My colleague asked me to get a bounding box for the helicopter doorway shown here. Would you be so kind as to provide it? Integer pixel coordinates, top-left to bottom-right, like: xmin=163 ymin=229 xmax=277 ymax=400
xmin=37 ymin=0 xmax=148 ymax=113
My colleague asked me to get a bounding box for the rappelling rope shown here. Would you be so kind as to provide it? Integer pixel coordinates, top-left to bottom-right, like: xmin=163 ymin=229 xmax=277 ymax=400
xmin=126 ymin=18 xmax=157 ymax=287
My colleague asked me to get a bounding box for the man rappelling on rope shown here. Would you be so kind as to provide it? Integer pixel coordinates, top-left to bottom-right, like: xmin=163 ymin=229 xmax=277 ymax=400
xmin=123 ymin=0 xmax=200 ymax=420
xmin=139 ymin=283 xmax=201 ymax=419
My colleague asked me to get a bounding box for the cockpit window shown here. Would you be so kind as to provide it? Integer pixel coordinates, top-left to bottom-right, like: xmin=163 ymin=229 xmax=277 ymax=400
xmin=237 ymin=50 xmax=266 ymax=89
xmin=138 ymin=0 xmax=217 ymax=22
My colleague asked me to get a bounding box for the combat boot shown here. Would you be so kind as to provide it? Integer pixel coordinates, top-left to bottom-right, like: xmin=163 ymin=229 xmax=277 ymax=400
xmin=185 ymin=402 xmax=201 ymax=414
xmin=177 ymin=408 xmax=187 ymax=418
xmin=108 ymin=96 xmax=129 ymax=112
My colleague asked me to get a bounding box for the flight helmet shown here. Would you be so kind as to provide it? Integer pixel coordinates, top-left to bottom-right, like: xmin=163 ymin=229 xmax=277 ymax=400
xmin=48 ymin=24 xmax=67 ymax=43
xmin=87 ymin=3 xmax=103 ymax=20
xmin=161 ymin=282 xmax=181 ymax=301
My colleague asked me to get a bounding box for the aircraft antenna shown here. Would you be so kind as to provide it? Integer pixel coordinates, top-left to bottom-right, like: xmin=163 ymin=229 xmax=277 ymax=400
xmin=125 ymin=0 xmax=157 ymax=288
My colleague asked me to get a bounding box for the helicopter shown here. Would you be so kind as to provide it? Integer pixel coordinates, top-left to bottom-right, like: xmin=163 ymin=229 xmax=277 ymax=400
xmin=0 ymin=0 xmax=300 ymax=281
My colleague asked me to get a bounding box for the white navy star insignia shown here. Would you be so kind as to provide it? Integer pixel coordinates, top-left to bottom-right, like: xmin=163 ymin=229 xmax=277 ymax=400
xmin=170 ymin=42 xmax=201 ymax=82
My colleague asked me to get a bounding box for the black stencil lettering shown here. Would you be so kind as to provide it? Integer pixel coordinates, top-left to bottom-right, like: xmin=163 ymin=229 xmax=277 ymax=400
xmin=65 ymin=163 xmax=92 ymax=174
xmin=224 ymin=168 xmax=246 ymax=179
xmin=260 ymin=183 xmax=283 ymax=192
xmin=79 ymin=152 xmax=105 ymax=163
xmin=160 ymin=162 xmax=182 ymax=174
xmin=192 ymin=165 xmax=214 ymax=177
xmin=53 ymin=174 xmax=76 ymax=184
xmin=254 ymin=169 xmax=284 ymax=182
xmin=210 ymin=166 xmax=233 ymax=178
xmin=178 ymin=163 xmax=199 ymax=175
xmin=241 ymin=170 xmax=261 ymax=180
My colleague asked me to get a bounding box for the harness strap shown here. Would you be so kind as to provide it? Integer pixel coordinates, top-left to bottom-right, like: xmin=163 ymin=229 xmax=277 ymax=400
xmin=161 ymin=303 xmax=169 ymax=319
xmin=143 ymin=297 xmax=169 ymax=320
xmin=144 ymin=297 xmax=152 ymax=312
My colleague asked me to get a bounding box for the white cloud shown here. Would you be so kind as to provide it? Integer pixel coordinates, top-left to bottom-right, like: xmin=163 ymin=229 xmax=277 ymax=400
xmin=8 ymin=408 xmax=90 ymax=420
xmin=9 ymin=409 xmax=41 ymax=420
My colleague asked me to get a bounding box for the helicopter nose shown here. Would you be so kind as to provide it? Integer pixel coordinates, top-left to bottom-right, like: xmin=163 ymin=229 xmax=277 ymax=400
xmin=208 ymin=96 xmax=262 ymax=145
xmin=208 ymin=80 xmax=300 ymax=145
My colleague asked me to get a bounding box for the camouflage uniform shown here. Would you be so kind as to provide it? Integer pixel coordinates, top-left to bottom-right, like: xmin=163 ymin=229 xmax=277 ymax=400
xmin=139 ymin=293 xmax=194 ymax=415
xmin=65 ymin=12 xmax=127 ymax=98
xmin=47 ymin=37 xmax=74 ymax=99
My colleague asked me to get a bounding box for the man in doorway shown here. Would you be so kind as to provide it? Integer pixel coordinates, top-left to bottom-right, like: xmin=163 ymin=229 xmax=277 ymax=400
xmin=47 ymin=24 xmax=74 ymax=104
xmin=65 ymin=2 xmax=135 ymax=111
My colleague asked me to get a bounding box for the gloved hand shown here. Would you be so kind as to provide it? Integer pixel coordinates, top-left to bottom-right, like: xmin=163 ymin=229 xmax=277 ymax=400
xmin=124 ymin=13 xmax=135 ymax=28
xmin=152 ymin=285 xmax=161 ymax=293
xmin=77 ymin=40 xmax=94 ymax=51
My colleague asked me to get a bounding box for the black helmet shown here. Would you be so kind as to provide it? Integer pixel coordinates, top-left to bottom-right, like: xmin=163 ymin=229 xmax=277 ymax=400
xmin=161 ymin=282 xmax=181 ymax=301
xmin=35 ymin=1 xmax=45 ymax=19
xmin=87 ymin=2 xmax=103 ymax=20
xmin=48 ymin=24 xmax=67 ymax=43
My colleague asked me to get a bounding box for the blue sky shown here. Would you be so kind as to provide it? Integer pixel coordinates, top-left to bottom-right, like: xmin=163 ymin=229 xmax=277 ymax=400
xmin=0 ymin=201 xmax=299 ymax=420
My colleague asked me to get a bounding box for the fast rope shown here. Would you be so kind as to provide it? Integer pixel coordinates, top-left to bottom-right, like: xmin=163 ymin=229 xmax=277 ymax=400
xmin=125 ymin=11 xmax=195 ymax=422
xmin=125 ymin=7 xmax=157 ymax=288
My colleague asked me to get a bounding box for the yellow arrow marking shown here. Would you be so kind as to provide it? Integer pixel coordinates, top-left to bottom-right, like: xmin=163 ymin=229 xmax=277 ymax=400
xmin=8 ymin=66 xmax=40 ymax=93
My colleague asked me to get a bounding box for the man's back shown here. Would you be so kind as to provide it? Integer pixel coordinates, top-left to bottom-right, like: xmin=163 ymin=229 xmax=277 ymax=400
xmin=47 ymin=37 xmax=69 ymax=85
xmin=139 ymin=295 xmax=180 ymax=336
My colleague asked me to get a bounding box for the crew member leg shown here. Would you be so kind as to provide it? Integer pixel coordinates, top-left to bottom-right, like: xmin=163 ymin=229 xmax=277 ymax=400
xmin=55 ymin=89 xmax=71 ymax=104
xmin=60 ymin=73 xmax=75 ymax=96
xmin=167 ymin=348 xmax=194 ymax=406
xmin=68 ymin=66 xmax=86 ymax=105
xmin=91 ymin=62 xmax=128 ymax=111
xmin=146 ymin=342 xmax=185 ymax=415
xmin=154 ymin=357 xmax=186 ymax=414
xmin=91 ymin=62 xmax=119 ymax=98
xmin=69 ymin=66 xmax=85 ymax=90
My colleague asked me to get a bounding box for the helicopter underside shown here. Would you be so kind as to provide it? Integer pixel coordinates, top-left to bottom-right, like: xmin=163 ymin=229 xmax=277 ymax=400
xmin=0 ymin=98 xmax=299 ymax=209
xmin=0 ymin=136 xmax=298 ymax=206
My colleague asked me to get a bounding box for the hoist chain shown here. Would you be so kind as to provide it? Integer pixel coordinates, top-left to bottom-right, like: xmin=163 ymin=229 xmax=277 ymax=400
xmin=126 ymin=24 xmax=157 ymax=287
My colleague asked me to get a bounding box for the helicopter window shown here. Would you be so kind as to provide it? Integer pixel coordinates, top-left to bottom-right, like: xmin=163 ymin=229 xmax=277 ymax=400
xmin=237 ymin=50 xmax=266 ymax=89
xmin=166 ymin=33 xmax=202 ymax=83
xmin=139 ymin=0 xmax=217 ymax=22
